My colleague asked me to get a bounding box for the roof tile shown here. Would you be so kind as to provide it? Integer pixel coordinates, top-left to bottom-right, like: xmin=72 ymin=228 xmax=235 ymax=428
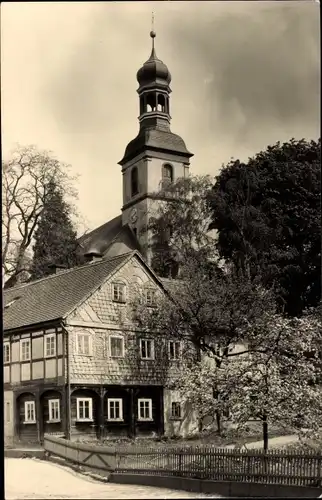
xmin=3 ymin=253 xmax=131 ymax=332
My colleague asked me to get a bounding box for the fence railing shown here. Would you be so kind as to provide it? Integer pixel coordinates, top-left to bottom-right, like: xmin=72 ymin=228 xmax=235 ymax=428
xmin=43 ymin=435 xmax=321 ymax=487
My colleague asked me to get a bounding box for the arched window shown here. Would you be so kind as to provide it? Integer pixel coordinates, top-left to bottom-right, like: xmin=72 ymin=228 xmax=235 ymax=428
xmin=131 ymin=167 xmax=139 ymax=197
xmin=157 ymin=94 xmax=166 ymax=112
xmin=146 ymin=93 xmax=156 ymax=113
xmin=162 ymin=164 xmax=173 ymax=188
xmin=140 ymin=96 xmax=145 ymax=115
xmin=165 ymin=97 xmax=170 ymax=114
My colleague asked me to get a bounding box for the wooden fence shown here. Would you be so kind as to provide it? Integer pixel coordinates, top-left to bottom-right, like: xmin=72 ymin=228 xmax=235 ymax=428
xmin=44 ymin=435 xmax=321 ymax=487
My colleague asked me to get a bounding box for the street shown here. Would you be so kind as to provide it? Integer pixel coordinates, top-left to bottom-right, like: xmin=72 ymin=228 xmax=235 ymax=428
xmin=5 ymin=458 xmax=221 ymax=499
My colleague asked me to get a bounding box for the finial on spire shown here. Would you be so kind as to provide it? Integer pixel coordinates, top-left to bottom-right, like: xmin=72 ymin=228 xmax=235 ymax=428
xmin=150 ymin=11 xmax=156 ymax=49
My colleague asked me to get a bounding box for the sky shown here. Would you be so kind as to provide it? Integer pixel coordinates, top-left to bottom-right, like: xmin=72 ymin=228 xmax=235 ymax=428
xmin=1 ymin=1 xmax=320 ymax=233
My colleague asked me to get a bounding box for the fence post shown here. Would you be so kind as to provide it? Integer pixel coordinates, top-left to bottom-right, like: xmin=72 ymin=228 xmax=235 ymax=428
xmin=263 ymin=449 xmax=268 ymax=476
xmin=115 ymin=449 xmax=119 ymax=471
xmin=317 ymin=451 xmax=322 ymax=487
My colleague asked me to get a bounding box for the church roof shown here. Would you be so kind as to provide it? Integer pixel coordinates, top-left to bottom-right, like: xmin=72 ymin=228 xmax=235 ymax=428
xmin=119 ymin=128 xmax=193 ymax=165
xmin=3 ymin=253 xmax=132 ymax=332
xmin=78 ymin=215 xmax=140 ymax=257
xmin=160 ymin=277 xmax=186 ymax=296
xmin=78 ymin=215 xmax=122 ymax=252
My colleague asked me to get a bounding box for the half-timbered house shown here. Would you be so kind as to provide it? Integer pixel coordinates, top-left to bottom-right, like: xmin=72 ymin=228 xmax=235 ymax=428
xmin=3 ymin=251 xmax=198 ymax=445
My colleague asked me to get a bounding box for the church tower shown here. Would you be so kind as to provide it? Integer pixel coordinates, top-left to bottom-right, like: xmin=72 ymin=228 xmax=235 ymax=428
xmin=118 ymin=29 xmax=193 ymax=264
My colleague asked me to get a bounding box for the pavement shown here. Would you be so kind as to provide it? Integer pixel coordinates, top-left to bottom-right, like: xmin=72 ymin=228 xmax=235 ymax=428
xmin=5 ymin=458 xmax=221 ymax=499
xmin=224 ymin=434 xmax=299 ymax=450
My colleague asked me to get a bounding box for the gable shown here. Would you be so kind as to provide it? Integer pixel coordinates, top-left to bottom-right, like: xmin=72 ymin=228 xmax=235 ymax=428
xmin=68 ymin=254 xmax=164 ymax=326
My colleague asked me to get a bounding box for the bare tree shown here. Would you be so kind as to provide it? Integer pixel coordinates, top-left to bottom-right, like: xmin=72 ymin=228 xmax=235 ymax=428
xmin=2 ymin=144 xmax=78 ymax=287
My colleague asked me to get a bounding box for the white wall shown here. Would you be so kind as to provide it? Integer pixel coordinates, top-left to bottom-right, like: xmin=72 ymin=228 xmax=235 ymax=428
xmin=163 ymin=388 xmax=199 ymax=438
xmin=4 ymin=390 xmax=14 ymax=445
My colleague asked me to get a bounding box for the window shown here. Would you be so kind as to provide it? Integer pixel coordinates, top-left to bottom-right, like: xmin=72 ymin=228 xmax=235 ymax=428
xmin=171 ymin=402 xmax=182 ymax=419
xmin=44 ymin=334 xmax=56 ymax=358
xmin=131 ymin=167 xmax=139 ymax=197
xmin=140 ymin=339 xmax=154 ymax=360
xmin=169 ymin=340 xmax=181 ymax=360
xmin=162 ymin=164 xmax=173 ymax=187
xmin=3 ymin=343 xmax=10 ymax=364
xmin=76 ymin=398 xmax=93 ymax=421
xmin=138 ymin=398 xmax=152 ymax=421
xmin=5 ymin=402 xmax=11 ymax=423
xmin=145 ymin=289 xmax=157 ymax=307
xmin=110 ymin=336 xmax=124 ymax=358
xmin=20 ymin=339 xmax=30 ymax=361
xmin=77 ymin=333 xmax=91 ymax=356
xmin=48 ymin=399 xmax=60 ymax=422
xmin=24 ymin=401 xmax=36 ymax=423
xmin=157 ymin=93 xmax=166 ymax=112
xmin=146 ymin=93 xmax=156 ymax=113
xmin=107 ymin=398 xmax=123 ymax=421
xmin=112 ymin=283 xmax=126 ymax=303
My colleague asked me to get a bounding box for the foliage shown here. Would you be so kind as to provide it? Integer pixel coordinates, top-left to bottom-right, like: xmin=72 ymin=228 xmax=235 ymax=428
xmin=133 ymin=255 xmax=279 ymax=435
xmin=135 ymin=258 xmax=277 ymax=361
xmin=29 ymin=179 xmax=80 ymax=280
xmin=135 ymin=251 xmax=321 ymax=444
xmin=208 ymin=138 xmax=321 ymax=317
xmin=2 ymin=145 xmax=79 ymax=287
xmin=176 ymin=310 xmax=322 ymax=449
xmin=147 ymin=175 xmax=217 ymax=277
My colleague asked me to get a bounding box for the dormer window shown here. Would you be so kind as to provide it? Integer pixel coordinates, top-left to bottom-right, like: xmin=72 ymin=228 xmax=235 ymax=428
xmin=112 ymin=282 xmax=126 ymax=303
xmin=162 ymin=164 xmax=173 ymax=188
xmin=131 ymin=167 xmax=139 ymax=197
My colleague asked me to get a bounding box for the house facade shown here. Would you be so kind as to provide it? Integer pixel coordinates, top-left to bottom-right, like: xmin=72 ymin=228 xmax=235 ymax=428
xmin=3 ymin=252 xmax=198 ymax=445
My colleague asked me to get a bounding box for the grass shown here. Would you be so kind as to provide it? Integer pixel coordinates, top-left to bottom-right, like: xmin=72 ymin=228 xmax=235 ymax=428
xmin=78 ymin=421 xmax=294 ymax=449
xmin=279 ymin=439 xmax=322 ymax=453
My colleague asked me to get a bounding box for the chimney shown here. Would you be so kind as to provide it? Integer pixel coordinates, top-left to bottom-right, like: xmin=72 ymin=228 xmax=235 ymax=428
xmin=48 ymin=263 xmax=67 ymax=275
xmin=84 ymin=251 xmax=103 ymax=263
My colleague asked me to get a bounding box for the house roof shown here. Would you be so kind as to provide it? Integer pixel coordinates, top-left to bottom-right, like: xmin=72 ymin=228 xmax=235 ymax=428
xmin=3 ymin=253 xmax=133 ymax=332
xmin=78 ymin=215 xmax=140 ymax=257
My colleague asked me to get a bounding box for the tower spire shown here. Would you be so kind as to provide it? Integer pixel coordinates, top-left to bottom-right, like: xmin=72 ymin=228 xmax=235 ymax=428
xmin=150 ymin=12 xmax=156 ymax=55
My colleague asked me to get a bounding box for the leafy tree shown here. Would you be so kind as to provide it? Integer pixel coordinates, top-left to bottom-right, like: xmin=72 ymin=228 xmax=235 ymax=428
xmin=208 ymin=138 xmax=321 ymax=317
xmin=176 ymin=310 xmax=322 ymax=449
xmin=30 ymin=179 xmax=80 ymax=280
xmin=2 ymin=145 xmax=79 ymax=287
xmin=146 ymin=176 xmax=217 ymax=277
xmin=134 ymin=257 xmax=278 ymax=434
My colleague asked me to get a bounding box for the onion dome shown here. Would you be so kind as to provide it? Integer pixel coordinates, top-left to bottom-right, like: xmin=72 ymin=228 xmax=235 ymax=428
xmin=137 ymin=31 xmax=171 ymax=87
